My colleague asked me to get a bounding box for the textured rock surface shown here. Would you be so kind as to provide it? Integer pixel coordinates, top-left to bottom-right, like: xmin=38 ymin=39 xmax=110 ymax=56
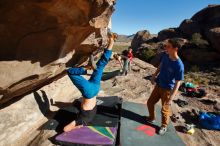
xmin=131 ymin=5 xmax=220 ymax=65
xmin=131 ymin=30 xmax=151 ymax=51
xmin=207 ymin=27 xmax=220 ymax=53
xmin=158 ymin=28 xmax=180 ymax=41
xmin=0 ymin=75 xmax=81 ymax=146
xmin=0 ymin=0 xmax=115 ymax=104
xmin=179 ymin=5 xmax=220 ymax=52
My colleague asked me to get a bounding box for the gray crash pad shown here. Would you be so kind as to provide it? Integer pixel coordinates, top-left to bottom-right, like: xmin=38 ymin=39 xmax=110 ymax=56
xmin=120 ymin=102 xmax=185 ymax=146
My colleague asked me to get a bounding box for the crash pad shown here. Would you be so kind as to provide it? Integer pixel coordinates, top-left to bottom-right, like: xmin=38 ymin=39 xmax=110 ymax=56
xmin=56 ymin=126 xmax=117 ymax=146
xmin=120 ymin=102 xmax=185 ymax=146
xmin=44 ymin=96 xmax=121 ymax=146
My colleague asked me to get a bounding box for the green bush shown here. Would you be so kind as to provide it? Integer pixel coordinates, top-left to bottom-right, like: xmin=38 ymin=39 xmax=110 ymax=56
xmin=190 ymin=33 xmax=209 ymax=49
xmin=141 ymin=49 xmax=156 ymax=62
xmin=190 ymin=65 xmax=200 ymax=72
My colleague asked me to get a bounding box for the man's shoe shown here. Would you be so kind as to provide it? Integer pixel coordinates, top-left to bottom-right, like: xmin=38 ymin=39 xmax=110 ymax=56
xmin=146 ymin=116 xmax=156 ymax=124
xmin=158 ymin=126 xmax=167 ymax=135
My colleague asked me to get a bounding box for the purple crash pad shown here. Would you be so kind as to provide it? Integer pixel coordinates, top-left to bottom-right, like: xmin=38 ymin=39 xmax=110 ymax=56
xmin=55 ymin=126 xmax=117 ymax=145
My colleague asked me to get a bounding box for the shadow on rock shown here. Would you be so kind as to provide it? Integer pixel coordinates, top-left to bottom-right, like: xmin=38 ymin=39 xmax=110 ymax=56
xmin=102 ymin=70 xmax=121 ymax=81
xmin=33 ymin=90 xmax=56 ymax=119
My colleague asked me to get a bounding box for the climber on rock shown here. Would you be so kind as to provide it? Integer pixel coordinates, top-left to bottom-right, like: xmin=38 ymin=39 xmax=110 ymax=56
xmin=63 ymin=33 xmax=118 ymax=132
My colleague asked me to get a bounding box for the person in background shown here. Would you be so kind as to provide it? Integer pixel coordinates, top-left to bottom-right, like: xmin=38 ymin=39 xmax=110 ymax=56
xmin=121 ymin=49 xmax=129 ymax=76
xmin=127 ymin=47 xmax=133 ymax=71
xmin=146 ymin=39 xmax=184 ymax=135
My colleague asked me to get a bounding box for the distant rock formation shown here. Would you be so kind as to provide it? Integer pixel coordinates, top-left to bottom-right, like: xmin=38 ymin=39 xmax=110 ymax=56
xmin=0 ymin=0 xmax=115 ymax=105
xmin=131 ymin=30 xmax=151 ymax=52
xmin=117 ymin=34 xmax=135 ymax=42
xmin=158 ymin=28 xmax=181 ymax=41
xmin=131 ymin=5 xmax=220 ymax=66
xmin=179 ymin=5 xmax=220 ymax=53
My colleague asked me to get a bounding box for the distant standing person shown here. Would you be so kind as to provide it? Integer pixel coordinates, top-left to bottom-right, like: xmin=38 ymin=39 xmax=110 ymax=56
xmin=121 ymin=49 xmax=129 ymax=76
xmin=146 ymin=39 xmax=184 ymax=135
xmin=127 ymin=47 xmax=133 ymax=71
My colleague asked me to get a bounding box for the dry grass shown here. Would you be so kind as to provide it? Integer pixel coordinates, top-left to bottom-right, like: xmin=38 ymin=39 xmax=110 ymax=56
xmin=112 ymin=44 xmax=130 ymax=53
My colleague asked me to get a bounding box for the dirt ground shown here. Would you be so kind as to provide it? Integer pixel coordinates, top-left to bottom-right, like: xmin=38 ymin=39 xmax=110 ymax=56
xmin=101 ymin=59 xmax=220 ymax=146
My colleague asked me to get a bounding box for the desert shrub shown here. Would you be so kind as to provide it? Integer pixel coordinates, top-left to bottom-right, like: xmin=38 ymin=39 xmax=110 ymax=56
xmin=112 ymin=45 xmax=129 ymax=53
xmin=141 ymin=49 xmax=156 ymax=62
xmin=190 ymin=33 xmax=209 ymax=49
xmin=185 ymin=72 xmax=209 ymax=85
xmin=190 ymin=65 xmax=200 ymax=72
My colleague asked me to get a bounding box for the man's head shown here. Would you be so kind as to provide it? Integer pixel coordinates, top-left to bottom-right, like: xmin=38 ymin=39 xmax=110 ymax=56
xmin=165 ymin=39 xmax=181 ymax=55
xmin=128 ymin=47 xmax=132 ymax=53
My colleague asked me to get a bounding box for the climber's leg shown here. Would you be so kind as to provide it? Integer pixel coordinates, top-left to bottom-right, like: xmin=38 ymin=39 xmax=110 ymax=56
xmin=67 ymin=68 xmax=90 ymax=98
xmin=67 ymin=67 xmax=87 ymax=75
xmin=89 ymin=49 xmax=112 ymax=84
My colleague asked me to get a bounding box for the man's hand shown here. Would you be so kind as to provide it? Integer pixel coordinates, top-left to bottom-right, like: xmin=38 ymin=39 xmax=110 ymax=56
xmin=167 ymin=81 xmax=182 ymax=105
xmin=151 ymin=75 xmax=156 ymax=85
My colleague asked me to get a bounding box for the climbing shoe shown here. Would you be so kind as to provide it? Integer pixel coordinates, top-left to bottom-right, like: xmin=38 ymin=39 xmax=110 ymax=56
xmin=108 ymin=31 xmax=118 ymax=41
xmin=146 ymin=116 xmax=156 ymax=124
xmin=158 ymin=126 xmax=167 ymax=135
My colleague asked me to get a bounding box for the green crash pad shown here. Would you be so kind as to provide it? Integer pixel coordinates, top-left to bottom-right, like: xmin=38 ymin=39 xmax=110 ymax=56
xmin=120 ymin=102 xmax=185 ymax=146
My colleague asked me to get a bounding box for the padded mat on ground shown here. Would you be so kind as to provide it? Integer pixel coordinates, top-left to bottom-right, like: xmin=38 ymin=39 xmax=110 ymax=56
xmin=56 ymin=126 xmax=117 ymax=146
xmin=44 ymin=96 xmax=121 ymax=146
xmin=120 ymin=102 xmax=185 ymax=146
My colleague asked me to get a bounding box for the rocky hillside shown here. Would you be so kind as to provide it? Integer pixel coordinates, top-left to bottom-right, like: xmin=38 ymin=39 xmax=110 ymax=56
xmin=0 ymin=0 xmax=116 ymax=105
xmin=131 ymin=5 xmax=220 ymax=67
xmin=117 ymin=34 xmax=135 ymax=42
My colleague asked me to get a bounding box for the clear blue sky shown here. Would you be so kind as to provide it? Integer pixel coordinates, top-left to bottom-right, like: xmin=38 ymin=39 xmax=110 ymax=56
xmin=112 ymin=0 xmax=220 ymax=35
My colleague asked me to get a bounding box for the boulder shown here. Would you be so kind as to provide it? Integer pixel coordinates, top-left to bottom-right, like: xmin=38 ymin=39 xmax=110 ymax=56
xmin=191 ymin=5 xmax=220 ymax=29
xmin=0 ymin=75 xmax=81 ymax=146
xmin=180 ymin=48 xmax=220 ymax=64
xmin=131 ymin=30 xmax=151 ymax=51
xmin=179 ymin=5 xmax=220 ymax=52
xmin=207 ymin=27 xmax=220 ymax=53
xmin=158 ymin=28 xmax=180 ymax=41
xmin=0 ymin=0 xmax=115 ymax=105
xmin=179 ymin=19 xmax=201 ymax=37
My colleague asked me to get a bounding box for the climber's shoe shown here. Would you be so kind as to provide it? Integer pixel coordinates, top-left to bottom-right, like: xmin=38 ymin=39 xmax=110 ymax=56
xmin=108 ymin=32 xmax=118 ymax=41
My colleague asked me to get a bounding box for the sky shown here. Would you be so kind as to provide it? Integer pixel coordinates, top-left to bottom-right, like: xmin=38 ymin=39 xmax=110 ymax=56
xmin=112 ymin=0 xmax=220 ymax=35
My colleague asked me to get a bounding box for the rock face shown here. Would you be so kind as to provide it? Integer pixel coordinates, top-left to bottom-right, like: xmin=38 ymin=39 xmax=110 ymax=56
xmin=207 ymin=27 xmax=220 ymax=53
xmin=131 ymin=5 xmax=220 ymax=66
xmin=179 ymin=5 xmax=220 ymax=53
xmin=0 ymin=75 xmax=82 ymax=146
xmin=131 ymin=30 xmax=151 ymax=52
xmin=158 ymin=28 xmax=180 ymax=41
xmin=0 ymin=0 xmax=115 ymax=104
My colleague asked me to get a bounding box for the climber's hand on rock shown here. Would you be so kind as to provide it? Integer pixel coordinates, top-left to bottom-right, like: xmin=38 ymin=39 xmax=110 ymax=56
xmin=107 ymin=32 xmax=117 ymax=50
